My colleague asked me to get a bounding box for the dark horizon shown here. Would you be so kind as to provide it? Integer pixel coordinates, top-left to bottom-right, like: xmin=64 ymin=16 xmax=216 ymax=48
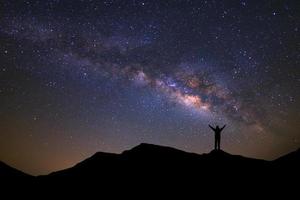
xmin=1 ymin=0 xmax=299 ymax=176
xmin=2 ymin=142 xmax=300 ymax=176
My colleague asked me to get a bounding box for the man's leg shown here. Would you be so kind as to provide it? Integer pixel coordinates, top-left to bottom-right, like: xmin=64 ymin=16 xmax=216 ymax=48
xmin=216 ymin=137 xmax=220 ymax=150
xmin=215 ymin=137 xmax=217 ymax=150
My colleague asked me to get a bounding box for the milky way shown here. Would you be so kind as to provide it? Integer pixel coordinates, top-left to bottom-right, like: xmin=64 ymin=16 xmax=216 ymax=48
xmin=0 ymin=0 xmax=299 ymax=175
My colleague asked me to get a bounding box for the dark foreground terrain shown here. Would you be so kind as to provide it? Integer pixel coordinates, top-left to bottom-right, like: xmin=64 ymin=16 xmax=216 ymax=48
xmin=1 ymin=143 xmax=299 ymax=194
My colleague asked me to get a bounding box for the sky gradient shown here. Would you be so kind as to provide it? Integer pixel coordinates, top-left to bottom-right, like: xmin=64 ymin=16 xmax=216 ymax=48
xmin=0 ymin=0 xmax=299 ymax=175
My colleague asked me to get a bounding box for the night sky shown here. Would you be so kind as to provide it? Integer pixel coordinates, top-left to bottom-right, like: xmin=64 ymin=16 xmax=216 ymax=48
xmin=0 ymin=0 xmax=299 ymax=175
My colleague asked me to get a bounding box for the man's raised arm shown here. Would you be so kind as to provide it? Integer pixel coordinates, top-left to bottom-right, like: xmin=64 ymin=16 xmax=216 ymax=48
xmin=221 ymin=125 xmax=226 ymax=130
xmin=209 ymin=125 xmax=215 ymax=131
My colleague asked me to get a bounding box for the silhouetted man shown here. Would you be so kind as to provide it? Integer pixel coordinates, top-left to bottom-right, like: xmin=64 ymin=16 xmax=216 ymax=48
xmin=209 ymin=124 xmax=226 ymax=150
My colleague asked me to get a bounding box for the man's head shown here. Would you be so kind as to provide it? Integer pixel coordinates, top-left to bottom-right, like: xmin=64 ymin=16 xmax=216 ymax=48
xmin=216 ymin=125 xmax=219 ymax=129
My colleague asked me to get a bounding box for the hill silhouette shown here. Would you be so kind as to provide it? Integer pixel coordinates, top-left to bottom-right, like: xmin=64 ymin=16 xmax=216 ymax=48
xmin=275 ymin=148 xmax=300 ymax=164
xmin=32 ymin=143 xmax=298 ymax=183
xmin=1 ymin=143 xmax=299 ymax=184
xmin=0 ymin=161 xmax=33 ymax=179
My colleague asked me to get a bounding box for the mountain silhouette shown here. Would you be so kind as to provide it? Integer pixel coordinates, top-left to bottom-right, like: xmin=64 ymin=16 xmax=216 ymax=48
xmin=32 ymin=143 xmax=298 ymax=183
xmin=0 ymin=161 xmax=32 ymax=178
xmin=275 ymin=148 xmax=300 ymax=164
xmin=40 ymin=143 xmax=264 ymax=178
xmin=1 ymin=143 xmax=299 ymax=184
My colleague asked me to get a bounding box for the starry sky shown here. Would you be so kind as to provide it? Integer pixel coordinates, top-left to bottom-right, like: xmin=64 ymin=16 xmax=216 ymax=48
xmin=0 ymin=0 xmax=299 ymax=175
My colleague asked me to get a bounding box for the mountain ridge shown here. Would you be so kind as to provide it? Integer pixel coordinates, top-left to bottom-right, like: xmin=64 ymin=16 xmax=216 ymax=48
xmin=1 ymin=143 xmax=299 ymax=178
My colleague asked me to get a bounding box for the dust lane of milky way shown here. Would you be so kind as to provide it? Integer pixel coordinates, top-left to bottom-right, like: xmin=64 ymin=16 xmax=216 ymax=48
xmin=2 ymin=17 xmax=262 ymax=128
